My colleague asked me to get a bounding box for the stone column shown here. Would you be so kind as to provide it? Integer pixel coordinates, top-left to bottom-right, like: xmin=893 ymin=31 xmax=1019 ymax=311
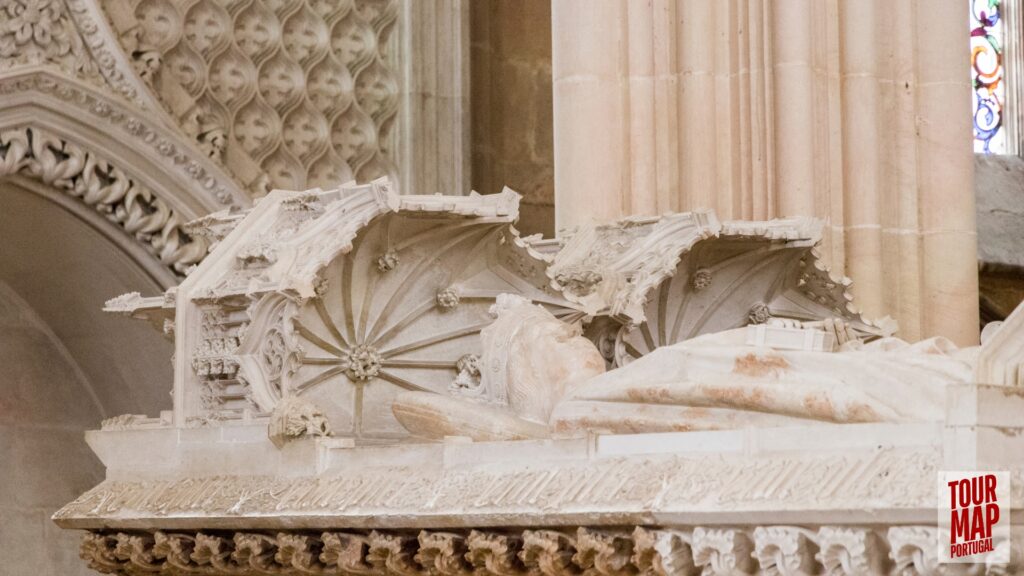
xmin=552 ymin=0 xmax=630 ymax=229
xmin=551 ymin=0 xmax=978 ymax=345
xmin=914 ymin=0 xmax=979 ymax=345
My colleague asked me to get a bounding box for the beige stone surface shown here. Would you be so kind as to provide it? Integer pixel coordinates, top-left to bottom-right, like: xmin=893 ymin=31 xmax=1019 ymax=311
xmin=552 ymin=331 xmax=976 ymax=435
xmin=471 ymin=0 xmax=554 ymax=237
xmin=0 ymin=281 xmax=107 ymax=576
xmin=0 ymin=0 xmax=1012 ymax=572
xmin=393 ymin=294 xmax=605 ymax=441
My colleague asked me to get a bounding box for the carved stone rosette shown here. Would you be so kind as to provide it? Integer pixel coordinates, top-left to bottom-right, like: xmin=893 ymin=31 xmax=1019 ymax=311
xmin=80 ymin=525 xmax=1020 ymax=576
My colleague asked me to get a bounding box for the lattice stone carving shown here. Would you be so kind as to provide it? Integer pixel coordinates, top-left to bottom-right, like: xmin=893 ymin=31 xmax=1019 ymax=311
xmin=119 ymin=0 xmax=399 ymax=192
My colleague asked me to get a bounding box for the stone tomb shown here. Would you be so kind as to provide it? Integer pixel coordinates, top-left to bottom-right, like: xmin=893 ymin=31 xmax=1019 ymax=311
xmin=59 ymin=180 xmax=1024 ymax=574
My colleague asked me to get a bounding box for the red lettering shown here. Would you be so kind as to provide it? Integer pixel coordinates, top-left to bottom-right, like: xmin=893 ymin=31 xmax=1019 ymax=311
xmin=973 ymin=476 xmax=984 ymax=505
xmin=986 ymin=503 xmax=1000 ymax=538
xmin=949 ymin=480 xmax=960 ymax=509
xmin=952 ymin=508 xmax=970 ymax=543
xmin=985 ymin=474 xmax=997 ymax=503
xmin=970 ymin=505 xmax=986 ymax=540
xmin=960 ymin=479 xmax=971 ymax=508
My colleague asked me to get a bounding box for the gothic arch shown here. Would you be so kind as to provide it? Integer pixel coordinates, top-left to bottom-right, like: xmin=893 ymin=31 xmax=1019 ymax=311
xmin=0 ymin=65 xmax=253 ymax=574
xmin=0 ymin=68 xmax=251 ymax=277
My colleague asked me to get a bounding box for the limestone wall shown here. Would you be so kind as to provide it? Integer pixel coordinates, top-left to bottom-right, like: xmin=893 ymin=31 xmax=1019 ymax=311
xmin=470 ymin=0 xmax=555 ymax=237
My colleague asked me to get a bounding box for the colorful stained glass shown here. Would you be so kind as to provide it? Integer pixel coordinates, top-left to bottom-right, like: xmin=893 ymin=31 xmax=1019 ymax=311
xmin=972 ymin=0 xmax=1007 ymax=154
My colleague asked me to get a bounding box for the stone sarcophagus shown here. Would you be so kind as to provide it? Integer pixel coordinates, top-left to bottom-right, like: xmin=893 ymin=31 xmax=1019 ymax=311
xmin=62 ymin=180 xmax=1024 ymax=575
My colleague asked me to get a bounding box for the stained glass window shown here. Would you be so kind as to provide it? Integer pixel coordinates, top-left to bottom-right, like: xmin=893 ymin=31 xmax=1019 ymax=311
xmin=972 ymin=0 xmax=1007 ymax=154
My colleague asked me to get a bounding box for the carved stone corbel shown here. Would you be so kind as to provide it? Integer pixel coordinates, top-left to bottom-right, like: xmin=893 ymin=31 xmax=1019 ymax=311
xmin=368 ymin=531 xmax=421 ymax=576
xmin=276 ymin=532 xmax=324 ymax=572
xmin=112 ymin=532 xmax=160 ymax=572
xmin=520 ymin=530 xmax=579 ymax=576
xmin=191 ymin=532 xmax=235 ymax=572
xmin=752 ymin=526 xmax=820 ymax=576
xmin=574 ymin=527 xmax=637 ymax=575
xmin=815 ymin=527 xmax=889 ymax=576
xmin=152 ymin=531 xmax=196 ymax=573
xmin=416 ymin=531 xmax=472 ymax=576
xmin=80 ymin=532 xmax=121 ymax=574
xmin=465 ymin=530 xmax=527 ymax=576
xmin=631 ymin=527 xmax=698 ymax=576
xmin=691 ymin=528 xmax=758 ymax=576
xmin=321 ymin=532 xmax=375 ymax=575
xmin=233 ymin=532 xmax=279 ymax=573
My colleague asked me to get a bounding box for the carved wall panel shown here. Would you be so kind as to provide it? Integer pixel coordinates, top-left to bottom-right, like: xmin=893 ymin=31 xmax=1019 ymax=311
xmin=284 ymin=213 xmax=564 ymax=437
xmin=116 ymin=0 xmax=401 ymax=194
xmin=611 ymin=225 xmax=882 ymax=367
xmin=0 ymin=0 xmax=99 ymax=77
xmin=0 ymin=68 xmax=254 ymax=279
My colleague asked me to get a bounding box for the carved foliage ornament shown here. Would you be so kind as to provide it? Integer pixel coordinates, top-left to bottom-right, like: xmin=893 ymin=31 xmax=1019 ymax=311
xmin=80 ymin=525 xmax=1022 ymax=576
xmin=0 ymin=0 xmax=97 ymax=78
xmin=0 ymin=126 xmax=207 ymax=274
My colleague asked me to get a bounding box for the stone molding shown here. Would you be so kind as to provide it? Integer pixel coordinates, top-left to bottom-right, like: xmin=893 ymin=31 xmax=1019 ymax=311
xmin=0 ymin=0 xmax=100 ymax=81
xmin=54 ymin=447 xmax=946 ymax=529
xmin=63 ymin=0 xmax=164 ymax=109
xmin=1 ymin=125 xmax=206 ymax=274
xmin=79 ymin=525 xmax=1023 ymax=575
xmin=0 ymin=68 xmax=246 ymax=207
xmin=0 ymin=0 xmax=162 ymax=110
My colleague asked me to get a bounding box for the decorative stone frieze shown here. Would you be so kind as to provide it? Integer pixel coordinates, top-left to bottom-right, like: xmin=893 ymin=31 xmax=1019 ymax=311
xmin=99 ymin=175 xmax=980 ymax=442
xmin=64 ymin=0 xmax=163 ymax=108
xmin=53 ymin=444 xmax=947 ymax=525
xmin=78 ymin=525 xmax=1024 ymax=576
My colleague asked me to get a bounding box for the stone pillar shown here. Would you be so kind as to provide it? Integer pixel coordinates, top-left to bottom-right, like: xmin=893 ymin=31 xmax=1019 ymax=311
xmin=551 ymin=0 xmax=978 ymax=345
xmin=552 ymin=0 xmax=630 ymax=229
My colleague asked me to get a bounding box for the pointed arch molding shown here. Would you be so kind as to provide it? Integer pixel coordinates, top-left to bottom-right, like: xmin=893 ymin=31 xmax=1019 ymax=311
xmin=0 ymin=68 xmax=251 ymax=275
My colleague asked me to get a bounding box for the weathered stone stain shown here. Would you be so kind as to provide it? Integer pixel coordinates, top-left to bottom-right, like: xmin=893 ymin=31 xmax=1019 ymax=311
xmin=732 ymin=353 xmax=789 ymax=378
